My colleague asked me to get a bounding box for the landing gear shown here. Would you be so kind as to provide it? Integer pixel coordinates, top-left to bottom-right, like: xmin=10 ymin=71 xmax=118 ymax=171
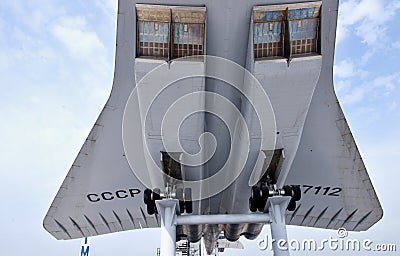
xmin=176 ymin=187 xmax=193 ymax=214
xmin=259 ymin=186 xmax=270 ymax=212
xmin=249 ymin=185 xmax=301 ymax=213
xmin=184 ymin=188 xmax=193 ymax=214
xmin=144 ymin=187 xmax=193 ymax=215
xmin=176 ymin=188 xmax=185 ymax=213
xmin=144 ymin=188 xmax=162 ymax=214
xmin=249 ymin=186 xmax=271 ymax=212
xmin=282 ymin=185 xmax=301 ymax=211
xmin=283 ymin=185 xmax=301 ymax=211
xmin=249 ymin=186 xmax=260 ymax=213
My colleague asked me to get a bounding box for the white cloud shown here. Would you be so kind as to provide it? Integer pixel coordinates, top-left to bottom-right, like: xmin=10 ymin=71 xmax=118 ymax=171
xmin=335 ymin=79 xmax=353 ymax=93
xmin=339 ymin=72 xmax=400 ymax=105
xmin=0 ymin=0 xmax=64 ymax=32
xmin=371 ymin=72 xmax=399 ymax=91
xmin=388 ymin=101 xmax=397 ymax=111
xmin=337 ymin=0 xmax=400 ymax=46
xmin=0 ymin=2 xmax=113 ymax=182
xmin=334 ymin=59 xmax=356 ymax=78
xmin=95 ymin=0 xmax=118 ymax=23
xmin=334 ymin=59 xmax=368 ymax=79
xmin=0 ymin=89 xmax=103 ymax=205
xmin=392 ymin=41 xmax=400 ymax=49
xmin=341 ymin=85 xmax=366 ymax=105
xmin=51 ymin=16 xmax=107 ymax=70
xmin=104 ymin=0 xmax=118 ymax=11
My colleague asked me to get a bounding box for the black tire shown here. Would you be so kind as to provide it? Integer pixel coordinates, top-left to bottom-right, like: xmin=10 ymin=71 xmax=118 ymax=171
xmin=257 ymin=186 xmax=269 ymax=212
xmin=282 ymin=185 xmax=293 ymax=197
xmin=185 ymin=200 xmax=193 ymax=214
xmin=257 ymin=199 xmax=266 ymax=212
xmin=176 ymin=188 xmax=185 ymax=213
xmin=251 ymin=186 xmax=261 ymax=201
xmin=184 ymin=188 xmax=192 ymax=214
xmin=249 ymin=197 xmax=258 ymax=212
xmin=179 ymin=201 xmax=185 ymax=213
xmin=261 ymin=186 xmax=271 ymax=199
xmin=250 ymin=186 xmax=261 ymax=212
xmin=147 ymin=201 xmax=156 ymax=215
xmin=287 ymin=198 xmax=296 ymax=212
xmin=144 ymin=188 xmax=152 ymax=205
xmin=291 ymin=185 xmax=301 ymax=201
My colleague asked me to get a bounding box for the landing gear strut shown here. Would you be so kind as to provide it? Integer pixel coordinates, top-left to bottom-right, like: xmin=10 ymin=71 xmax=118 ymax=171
xmin=154 ymin=198 xmax=292 ymax=256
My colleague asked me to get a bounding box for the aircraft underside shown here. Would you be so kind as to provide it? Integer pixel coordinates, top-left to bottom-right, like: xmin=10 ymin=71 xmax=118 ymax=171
xmin=44 ymin=0 xmax=383 ymax=255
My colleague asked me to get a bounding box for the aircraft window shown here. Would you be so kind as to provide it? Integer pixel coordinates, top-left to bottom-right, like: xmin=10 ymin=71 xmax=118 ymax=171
xmin=171 ymin=8 xmax=206 ymax=58
xmin=136 ymin=6 xmax=171 ymax=59
xmin=253 ymin=20 xmax=284 ymax=58
xmin=288 ymin=19 xmax=319 ymax=55
xmin=172 ymin=23 xmax=205 ymax=58
xmin=138 ymin=21 xmax=170 ymax=58
xmin=172 ymin=7 xmax=206 ymax=58
xmin=288 ymin=8 xmax=320 ymax=55
xmin=253 ymin=10 xmax=285 ymax=59
xmin=136 ymin=5 xmax=206 ymax=60
xmin=253 ymin=2 xmax=321 ymax=61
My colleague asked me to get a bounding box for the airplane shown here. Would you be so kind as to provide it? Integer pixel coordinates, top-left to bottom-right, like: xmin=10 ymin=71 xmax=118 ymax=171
xmin=43 ymin=0 xmax=383 ymax=255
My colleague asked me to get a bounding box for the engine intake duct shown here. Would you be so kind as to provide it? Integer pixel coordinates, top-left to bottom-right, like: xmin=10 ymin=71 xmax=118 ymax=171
xmin=224 ymin=223 xmax=245 ymax=242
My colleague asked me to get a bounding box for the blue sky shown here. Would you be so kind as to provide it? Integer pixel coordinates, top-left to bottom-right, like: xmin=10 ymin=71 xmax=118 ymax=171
xmin=0 ymin=0 xmax=399 ymax=255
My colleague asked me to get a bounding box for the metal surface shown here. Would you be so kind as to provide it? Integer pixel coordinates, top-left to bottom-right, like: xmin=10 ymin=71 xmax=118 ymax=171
xmin=156 ymin=200 xmax=177 ymax=256
xmin=44 ymin=0 xmax=383 ymax=255
xmin=177 ymin=213 xmax=270 ymax=225
xmin=157 ymin=199 xmax=283 ymax=256
xmin=268 ymin=197 xmax=291 ymax=256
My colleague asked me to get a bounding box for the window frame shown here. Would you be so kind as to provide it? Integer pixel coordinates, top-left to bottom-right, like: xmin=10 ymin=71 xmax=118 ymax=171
xmin=253 ymin=1 xmax=322 ymax=61
xmin=136 ymin=4 xmax=206 ymax=60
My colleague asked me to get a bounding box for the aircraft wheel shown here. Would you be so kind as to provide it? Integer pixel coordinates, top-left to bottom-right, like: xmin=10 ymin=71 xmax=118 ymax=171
xmin=185 ymin=201 xmax=193 ymax=214
xmin=176 ymin=188 xmax=185 ymax=213
xmin=250 ymin=186 xmax=261 ymax=212
xmin=287 ymin=198 xmax=297 ymax=212
xmin=249 ymin=197 xmax=258 ymax=212
xmin=144 ymin=188 xmax=152 ymax=205
xmin=184 ymin=188 xmax=193 ymax=214
xmin=147 ymin=201 xmax=156 ymax=215
xmin=291 ymin=185 xmax=301 ymax=201
xmin=178 ymin=201 xmax=185 ymax=214
xmin=283 ymin=185 xmax=293 ymax=197
xmin=251 ymin=186 xmax=261 ymax=201
xmin=257 ymin=186 xmax=269 ymax=212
